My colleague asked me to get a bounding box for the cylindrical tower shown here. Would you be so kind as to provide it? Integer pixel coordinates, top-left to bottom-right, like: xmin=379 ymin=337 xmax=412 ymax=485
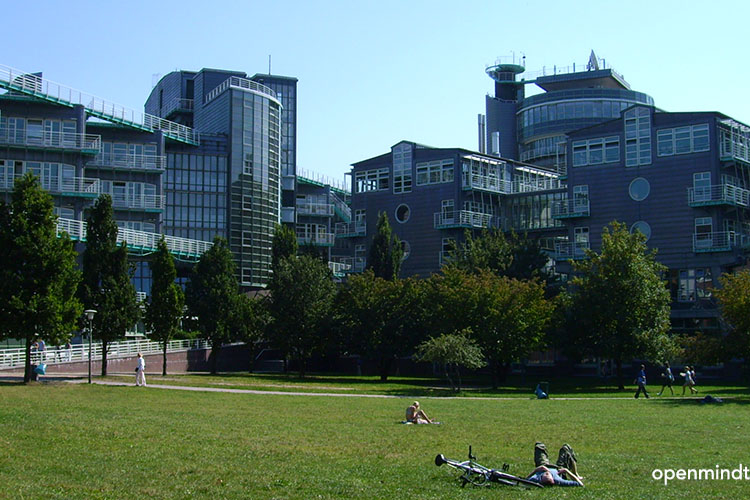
xmin=485 ymin=60 xmax=525 ymax=159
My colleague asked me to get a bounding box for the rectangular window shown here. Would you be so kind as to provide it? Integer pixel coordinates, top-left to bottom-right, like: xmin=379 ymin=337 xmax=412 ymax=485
xmin=625 ymin=108 xmax=652 ymax=167
xmin=694 ymin=216 xmax=713 ymax=249
xmin=574 ymin=226 xmax=589 ymax=256
xmin=392 ymin=143 xmax=413 ymax=194
xmin=657 ymin=123 xmax=710 ymax=157
xmin=416 ymin=159 xmax=454 ymax=185
xmin=572 ymin=137 xmax=620 ymax=167
xmin=693 ymin=172 xmax=711 ymax=202
xmin=354 ymin=168 xmax=389 ymax=193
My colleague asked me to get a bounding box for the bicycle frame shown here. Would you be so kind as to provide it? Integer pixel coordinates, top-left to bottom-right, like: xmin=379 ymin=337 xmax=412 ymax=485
xmin=435 ymin=447 xmax=542 ymax=488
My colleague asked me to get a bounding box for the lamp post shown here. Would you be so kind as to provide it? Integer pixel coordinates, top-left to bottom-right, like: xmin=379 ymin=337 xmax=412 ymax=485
xmin=84 ymin=309 xmax=97 ymax=384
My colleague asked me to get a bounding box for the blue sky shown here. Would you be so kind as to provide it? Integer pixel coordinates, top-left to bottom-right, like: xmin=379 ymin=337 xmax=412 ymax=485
xmin=4 ymin=0 xmax=750 ymax=184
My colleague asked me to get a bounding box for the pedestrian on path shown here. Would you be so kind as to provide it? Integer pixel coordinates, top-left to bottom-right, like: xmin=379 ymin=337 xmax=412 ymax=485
xmin=634 ymin=364 xmax=649 ymax=399
xmin=657 ymin=361 xmax=674 ymax=396
xmin=135 ymin=353 xmax=147 ymax=387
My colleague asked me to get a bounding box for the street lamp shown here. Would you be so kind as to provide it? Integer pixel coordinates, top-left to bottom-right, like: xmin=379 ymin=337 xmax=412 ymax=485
xmin=84 ymin=309 xmax=97 ymax=384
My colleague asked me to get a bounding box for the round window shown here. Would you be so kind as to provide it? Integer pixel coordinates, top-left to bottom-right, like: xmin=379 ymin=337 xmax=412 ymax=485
xmin=401 ymin=240 xmax=411 ymax=261
xmin=630 ymin=221 xmax=651 ymax=241
xmin=629 ymin=177 xmax=650 ymax=201
xmin=395 ymin=204 xmax=411 ymax=223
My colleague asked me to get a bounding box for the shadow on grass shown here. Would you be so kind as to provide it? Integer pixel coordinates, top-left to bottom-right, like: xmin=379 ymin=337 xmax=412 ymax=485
xmin=651 ymin=396 xmax=750 ymax=406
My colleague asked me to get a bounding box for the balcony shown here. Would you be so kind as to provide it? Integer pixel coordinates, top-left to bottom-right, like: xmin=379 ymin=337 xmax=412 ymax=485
xmin=328 ymin=260 xmax=352 ymax=278
xmin=109 ymin=193 xmax=165 ymax=211
xmin=552 ymin=199 xmax=590 ymax=219
xmin=434 ymin=210 xmax=495 ymax=230
xmin=297 ymin=201 xmax=334 ymax=217
xmin=163 ymin=98 xmax=194 ymax=118
xmin=553 ymin=241 xmax=590 ymax=261
xmin=333 ymin=257 xmax=366 ymax=274
xmin=56 ymin=218 xmax=212 ymax=260
xmin=0 ymin=174 xmax=100 ymax=197
xmin=462 ymin=172 xmax=512 ymax=194
xmin=688 ymin=184 xmax=750 ymax=208
xmin=0 ymin=127 xmax=101 ymax=154
xmin=335 ymin=221 xmax=365 ymax=238
xmin=87 ymin=152 xmax=167 ymax=172
xmin=297 ymin=232 xmax=335 ymax=247
xmin=513 ymin=178 xmax=564 ymax=193
xmin=693 ymin=231 xmax=741 ymax=253
xmin=719 ymin=120 xmax=750 ymax=165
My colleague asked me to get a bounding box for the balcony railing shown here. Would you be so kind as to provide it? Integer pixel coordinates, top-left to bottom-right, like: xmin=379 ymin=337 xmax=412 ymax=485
xmin=719 ymin=121 xmax=750 ymax=164
xmin=328 ymin=260 xmax=352 ymax=277
xmin=57 ymin=217 xmax=213 ymax=260
xmin=462 ymin=173 xmax=513 ymax=194
xmin=297 ymin=233 xmax=335 ymax=247
xmin=552 ymin=199 xmax=590 ymax=218
xmin=333 ymin=257 xmax=366 ymax=274
xmin=514 ymin=178 xmax=564 ymax=193
xmin=434 ymin=210 xmax=495 ymax=229
xmin=205 ymin=76 xmax=279 ymax=105
xmin=0 ymin=174 xmax=100 ymax=196
xmin=297 ymin=201 xmax=334 ymax=217
xmin=0 ymin=64 xmax=199 ymax=145
xmin=88 ymin=152 xmax=167 ymax=171
xmin=163 ymin=98 xmax=194 ymax=117
xmin=693 ymin=231 xmax=741 ymax=253
xmin=688 ymin=184 xmax=750 ymax=207
xmin=335 ymin=221 xmax=366 ymax=237
xmin=554 ymin=241 xmax=590 ymax=261
xmin=0 ymin=127 xmax=101 ymax=153
xmin=109 ymin=193 xmax=165 ymax=210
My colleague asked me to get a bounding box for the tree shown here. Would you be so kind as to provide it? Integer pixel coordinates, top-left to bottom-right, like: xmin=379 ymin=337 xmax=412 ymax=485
xmin=416 ymin=330 xmax=485 ymax=392
xmin=428 ymin=267 xmax=553 ymax=387
xmin=145 ymin=237 xmax=185 ymax=376
xmin=367 ymin=211 xmax=403 ymax=280
xmin=185 ymin=236 xmax=239 ymax=374
xmin=566 ymin=222 xmax=674 ymax=389
xmin=81 ymin=195 xmax=140 ymax=376
xmin=0 ymin=172 xmax=82 ymax=382
xmin=335 ymin=270 xmax=426 ymax=381
xmin=271 ymin=223 xmax=298 ymax=271
xmin=268 ymin=255 xmax=336 ymax=377
xmin=715 ymin=270 xmax=750 ymax=367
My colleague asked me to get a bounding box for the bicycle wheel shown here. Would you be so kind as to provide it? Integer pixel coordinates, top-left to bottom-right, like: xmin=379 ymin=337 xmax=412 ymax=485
xmin=461 ymin=470 xmax=490 ymax=487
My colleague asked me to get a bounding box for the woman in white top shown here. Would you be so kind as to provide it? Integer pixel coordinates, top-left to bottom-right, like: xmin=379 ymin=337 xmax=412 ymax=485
xmin=136 ymin=353 xmax=147 ymax=387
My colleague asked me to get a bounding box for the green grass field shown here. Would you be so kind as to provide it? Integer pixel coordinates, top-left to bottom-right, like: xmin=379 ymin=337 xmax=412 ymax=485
xmin=1 ymin=376 xmax=749 ymax=499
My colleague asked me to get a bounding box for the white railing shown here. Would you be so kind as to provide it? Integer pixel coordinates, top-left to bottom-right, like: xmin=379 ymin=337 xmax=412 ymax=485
xmin=0 ymin=174 xmax=100 ymax=195
xmin=0 ymin=126 xmax=101 ymax=151
xmin=205 ymin=76 xmax=279 ymax=105
xmin=693 ymin=231 xmax=740 ymax=252
xmin=88 ymin=152 xmax=166 ymax=171
xmin=297 ymin=201 xmax=334 ymax=217
xmin=554 ymin=241 xmax=590 ymax=260
xmin=462 ymin=172 xmax=513 ymax=194
xmin=328 ymin=260 xmax=352 ymax=276
xmin=335 ymin=221 xmax=366 ymax=237
xmin=297 ymin=167 xmax=350 ymax=193
xmin=719 ymin=122 xmax=750 ymax=164
xmin=297 ymin=233 xmax=335 ymax=246
xmin=163 ymin=98 xmax=194 ymax=116
xmin=514 ymin=178 xmax=564 ymax=193
xmin=334 ymin=257 xmax=366 ymax=274
xmin=109 ymin=193 xmax=165 ymax=210
xmin=0 ymin=338 xmax=211 ymax=370
xmin=0 ymin=64 xmax=199 ymax=145
xmin=331 ymin=191 xmax=351 ymax=221
xmin=434 ymin=210 xmax=494 ymax=229
xmin=552 ymin=199 xmax=590 ymax=218
xmin=688 ymin=184 xmax=750 ymax=207
xmin=56 ymin=218 xmax=213 ymax=258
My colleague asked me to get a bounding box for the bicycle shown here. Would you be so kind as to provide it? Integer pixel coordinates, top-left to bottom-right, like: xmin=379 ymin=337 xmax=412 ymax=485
xmin=435 ymin=446 xmax=543 ymax=488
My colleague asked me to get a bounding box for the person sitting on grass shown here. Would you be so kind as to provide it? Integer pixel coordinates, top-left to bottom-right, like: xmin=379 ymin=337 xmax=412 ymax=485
xmin=405 ymin=401 xmax=432 ymax=424
xmin=526 ymin=442 xmax=584 ymax=487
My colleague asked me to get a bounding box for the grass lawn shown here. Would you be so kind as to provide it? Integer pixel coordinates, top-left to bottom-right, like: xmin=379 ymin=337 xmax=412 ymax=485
xmin=1 ymin=377 xmax=749 ymax=499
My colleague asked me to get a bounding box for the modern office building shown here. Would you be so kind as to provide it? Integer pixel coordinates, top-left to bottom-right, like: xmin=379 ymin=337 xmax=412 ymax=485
xmin=1 ymin=62 xmax=296 ymax=294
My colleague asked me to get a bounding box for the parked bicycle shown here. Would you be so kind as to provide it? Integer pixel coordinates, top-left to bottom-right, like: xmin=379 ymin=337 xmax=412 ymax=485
xmin=435 ymin=446 xmax=542 ymax=488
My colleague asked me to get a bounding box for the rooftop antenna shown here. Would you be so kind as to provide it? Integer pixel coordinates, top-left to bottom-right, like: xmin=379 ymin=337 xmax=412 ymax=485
xmin=268 ymin=55 xmax=272 ymax=75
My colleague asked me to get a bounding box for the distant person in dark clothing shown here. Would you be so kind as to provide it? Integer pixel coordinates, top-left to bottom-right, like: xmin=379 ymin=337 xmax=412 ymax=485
xmin=634 ymin=364 xmax=649 ymax=399
xmin=657 ymin=361 xmax=674 ymax=396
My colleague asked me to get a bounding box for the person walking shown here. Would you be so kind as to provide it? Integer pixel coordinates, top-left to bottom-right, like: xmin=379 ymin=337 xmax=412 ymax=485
xmin=681 ymin=366 xmax=697 ymax=395
xmin=634 ymin=364 xmax=649 ymax=399
xmin=135 ymin=353 xmax=147 ymax=387
xmin=657 ymin=361 xmax=674 ymax=396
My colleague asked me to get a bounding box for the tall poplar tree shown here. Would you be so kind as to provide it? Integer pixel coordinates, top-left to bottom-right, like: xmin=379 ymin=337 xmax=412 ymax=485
xmin=368 ymin=211 xmax=403 ymax=280
xmin=0 ymin=172 xmax=82 ymax=382
xmin=146 ymin=237 xmax=185 ymax=376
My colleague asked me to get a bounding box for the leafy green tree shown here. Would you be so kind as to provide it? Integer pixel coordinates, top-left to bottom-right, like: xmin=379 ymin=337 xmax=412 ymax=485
xmin=428 ymin=267 xmax=553 ymax=387
xmin=81 ymin=195 xmax=140 ymax=376
xmin=335 ymin=270 xmax=426 ymax=381
xmin=0 ymin=172 xmax=83 ymax=382
xmin=368 ymin=212 xmax=403 ymax=280
xmin=715 ymin=270 xmax=750 ymax=367
xmin=185 ymin=237 xmax=239 ymax=374
xmin=145 ymin=237 xmax=185 ymax=376
xmin=447 ymin=228 xmax=550 ymax=282
xmin=566 ymin=222 xmax=674 ymax=388
xmin=268 ymin=255 xmax=336 ymax=377
xmin=416 ymin=330 xmax=485 ymax=391
xmin=271 ymin=223 xmax=298 ymax=271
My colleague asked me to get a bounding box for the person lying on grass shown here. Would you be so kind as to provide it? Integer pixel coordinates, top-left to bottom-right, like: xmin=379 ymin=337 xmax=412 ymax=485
xmin=405 ymin=401 xmax=433 ymax=424
xmin=526 ymin=442 xmax=584 ymax=487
